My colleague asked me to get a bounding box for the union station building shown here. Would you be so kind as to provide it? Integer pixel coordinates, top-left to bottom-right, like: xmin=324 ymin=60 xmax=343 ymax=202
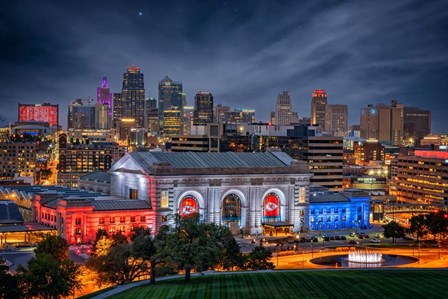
xmin=2 ymin=152 xmax=370 ymax=245
xmin=110 ymin=151 xmax=312 ymax=234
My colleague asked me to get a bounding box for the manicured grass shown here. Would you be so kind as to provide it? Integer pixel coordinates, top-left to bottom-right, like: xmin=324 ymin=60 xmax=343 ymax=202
xmin=110 ymin=270 xmax=448 ymax=299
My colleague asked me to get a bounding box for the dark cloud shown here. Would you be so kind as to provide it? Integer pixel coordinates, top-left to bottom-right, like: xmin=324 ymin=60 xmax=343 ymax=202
xmin=0 ymin=0 xmax=447 ymax=132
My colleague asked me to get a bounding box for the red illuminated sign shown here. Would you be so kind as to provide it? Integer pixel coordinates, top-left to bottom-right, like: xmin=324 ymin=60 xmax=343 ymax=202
xmin=18 ymin=104 xmax=59 ymax=126
xmin=414 ymin=150 xmax=448 ymax=160
xmin=312 ymin=89 xmax=327 ymax=98
xmin=263 ymin=193 xmax=279 ymax=218
xmin=180 ymin=196 xmax=198 ymax=218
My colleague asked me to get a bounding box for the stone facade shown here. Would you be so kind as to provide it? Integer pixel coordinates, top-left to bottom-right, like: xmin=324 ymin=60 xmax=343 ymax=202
xmin=110 ymin=152 xmax=313 ymax=234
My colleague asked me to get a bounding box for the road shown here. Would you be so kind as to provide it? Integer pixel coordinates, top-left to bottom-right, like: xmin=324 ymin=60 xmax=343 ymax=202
xmin=0 ymin=250 xmax=34 ymax=271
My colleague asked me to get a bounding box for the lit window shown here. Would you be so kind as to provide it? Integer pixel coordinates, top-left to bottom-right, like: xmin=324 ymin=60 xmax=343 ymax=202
xmin=130 ymin=189 xmax=138 ymax=199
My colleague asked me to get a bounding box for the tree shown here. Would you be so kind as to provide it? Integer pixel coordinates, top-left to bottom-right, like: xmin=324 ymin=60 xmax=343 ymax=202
xmin=111 ymin=231 xmax=128 ymax=246
xmin=426 ymin=212 xmax=448 ymax=241
xmin=34 ymin=234 xmax=69 ymax=262
xmin=92 ymin=229 xmax=112 ymax=256
xmin=87 ymin=229 xmax=150 ymax=286
xmin=148 ymin=225 xmax=171 ymax=284
xmin=382 ymin=221 xmax=406 ymax=243
xmin=0 ymin=265 xmax=22 ymax=299
xmin=407 ymin=214 xmax=428 ymax=243
xmin=17 ymin=254 xmax=82 ymax=299
xmin=243 ymin=246 xmax=275 ymax=270
xmin=215 ymin=226 xmax=244 ymax=270
xmin=165 ymin=214 xmax=221 ymax=282
xmin=17 ymin=234 xmax=82 ymax=298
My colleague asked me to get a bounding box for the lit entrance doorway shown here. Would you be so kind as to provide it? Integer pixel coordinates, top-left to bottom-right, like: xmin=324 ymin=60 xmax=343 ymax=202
xmin=221 ymin=194 xmax=241 ymax=235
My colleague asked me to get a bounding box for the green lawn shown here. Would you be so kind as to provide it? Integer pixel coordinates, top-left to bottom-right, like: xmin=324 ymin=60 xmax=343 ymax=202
xmin=110 ymin=270 xmax=448 ymax=299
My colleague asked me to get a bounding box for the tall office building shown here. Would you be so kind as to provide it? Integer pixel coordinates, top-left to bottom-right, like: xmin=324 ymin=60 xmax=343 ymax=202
xmin=311 ymin=89 xmax=327 ymax=128
xmin=120 ymin=65 xmax=145 ymax=128
xmin=193 ymin=91 xmax=214 ymax=126
xmin=112 ymin=93 xmax=122 ymax=128
xmin=360 ymin=100 xmax=403 ymax=145
xmin=163 ymin=109 xmax=182 ymax=137
xmin=158 ymin=76 xmax=183 ymax=132
xmin=0 ymin=142 xmax=36 ymax=179
xmin=394 ymin=150 xmax=448 ymax=205
xmin=403 ymin=107 xmax=431 ymax=146
xmin=18 ymin=103 xmax=59 ymax=127
xmin=274 ymin=91 xmax=298 ymax=126
xmin=325 ymin=104 xmax=348 ymax=136
xmin=97 ymin=76 xmax=112 ymax=116
xmin=67 ymin=99 xmax=96 ymax=129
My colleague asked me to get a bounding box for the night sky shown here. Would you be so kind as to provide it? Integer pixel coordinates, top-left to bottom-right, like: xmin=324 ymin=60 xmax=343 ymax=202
xmin=1 ymin=0 xmax=447 ymax=132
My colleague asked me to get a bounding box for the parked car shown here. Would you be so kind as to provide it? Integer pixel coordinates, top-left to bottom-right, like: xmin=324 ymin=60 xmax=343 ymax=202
xmin=312 ymin=237 xmax=318 ymax=242
xmin=324 ymin=236 xmax=330 ymax=242
xmin=300 ymin=237 xmax=307 ymax=243
xmin=348 ymin=240 xmax=358 ymax=245
xmin=364 ymin=234 xmax=369 ymax=239
xmin=374 ymin=233 xmax=381 ymax=238
xmin=330 ymin=236 xmax=335 ymax=241
xmin=340 ymin=236 xmax=347 ymax=240
xmin=370 ymin=238 xmax=381 ymax=243
xmin=335 ymin=235 xmax=341 ymax=240
xmin=358 ymin=235 xmax=364 ymax=239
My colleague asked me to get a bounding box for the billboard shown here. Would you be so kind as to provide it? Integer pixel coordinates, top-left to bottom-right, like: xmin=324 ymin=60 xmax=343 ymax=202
xmin=18 ymin=103 xmax=59 ymax=126
xmin=179 ymin=196 xmax=198 ymax=218
xmin=263 ymin=193 xmax=280 ymax=218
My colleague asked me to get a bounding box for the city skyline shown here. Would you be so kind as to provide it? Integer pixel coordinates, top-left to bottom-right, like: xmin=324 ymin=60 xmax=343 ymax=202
xmin=1 ymin=0 xmax=448 ymax=131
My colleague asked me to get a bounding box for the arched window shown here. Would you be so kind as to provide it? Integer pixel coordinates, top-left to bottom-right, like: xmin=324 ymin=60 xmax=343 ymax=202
xmin=221 ymin=194 xmax=241 ymax=226
xmin=262 ymin=193 xmax=280 ymax=223
xmin=179 ymin=195 xmax=199 ymax=218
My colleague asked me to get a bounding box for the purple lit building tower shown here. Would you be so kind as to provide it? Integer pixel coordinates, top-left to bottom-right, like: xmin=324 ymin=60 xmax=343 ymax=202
xmin=97 ymin=76 xmax=112 ymax=116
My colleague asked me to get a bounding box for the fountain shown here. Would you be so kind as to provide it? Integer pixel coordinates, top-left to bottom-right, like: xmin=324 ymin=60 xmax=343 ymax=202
xmin=310 ymin=249 xmax=417 ymax=268
xmin=347 ymin=250 xmax=383 ymax=264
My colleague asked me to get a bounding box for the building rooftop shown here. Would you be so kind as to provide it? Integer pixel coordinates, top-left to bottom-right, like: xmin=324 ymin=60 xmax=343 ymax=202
xmin=128 ymin=151 xmax=299 ymax=171
xmin=40 ymin=196 xmax=151 ymax=211
xmin=93 ymin=199 xmax=151 ymax=211
xmin=79 ymin=171 xmax=111 ymax=183
xmin=0 ymin=200 xmax=24 ymax=225
xmin=309 ymin=192 xmax=350 ymax=203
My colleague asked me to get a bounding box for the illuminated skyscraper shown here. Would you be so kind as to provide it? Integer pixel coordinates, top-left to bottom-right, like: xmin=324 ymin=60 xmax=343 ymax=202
xmin=274 ymin=91 xmax=298 ymax=126
xmin=112 ymin=93 xmax=122 ymax=128
xmin=121 ymin=65 xmax=145 ymax=128
xmin=158 ymin=76 xmax=183 ymax=132
xmin=311 ymin=89 xmax=327 ymax=128
xmin=97 ymin=76 xmax=112 ymax=116
xmin=163 ymin=109 xmax=182 ymax=136
xmin=193 ymin=91 xmax=214 ymax=126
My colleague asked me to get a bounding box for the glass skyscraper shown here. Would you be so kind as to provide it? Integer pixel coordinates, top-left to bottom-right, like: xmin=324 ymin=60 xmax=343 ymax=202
xmin=120 ymin=65 xmax=145 ymax=128
xmin=193 ymin=91 xmax=214 ymax=126
xmin=158 ymin=76 xmax=183 ymax=132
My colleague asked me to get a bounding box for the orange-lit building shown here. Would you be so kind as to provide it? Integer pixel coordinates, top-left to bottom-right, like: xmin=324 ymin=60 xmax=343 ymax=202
xmin=354 ymin=139 xmax=385 ymax=165
xmin=394 ymin=150 xmax=448 ymax=204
